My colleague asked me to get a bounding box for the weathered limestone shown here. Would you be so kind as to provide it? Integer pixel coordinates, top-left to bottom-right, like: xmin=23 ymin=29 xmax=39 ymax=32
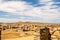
xmin=40 ymin=27 xmax=51 ymax=40
xmin=0 ymin=22 xmax=60 ymax=40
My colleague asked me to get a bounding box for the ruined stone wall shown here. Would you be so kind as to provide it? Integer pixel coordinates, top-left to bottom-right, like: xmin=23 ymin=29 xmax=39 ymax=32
xmin=0 ymin=23 xmax=60 ymax=40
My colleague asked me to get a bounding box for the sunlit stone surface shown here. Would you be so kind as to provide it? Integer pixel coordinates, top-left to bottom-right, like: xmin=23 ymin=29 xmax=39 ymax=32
xmin=0 ymin=22 xmax=60 ymax=40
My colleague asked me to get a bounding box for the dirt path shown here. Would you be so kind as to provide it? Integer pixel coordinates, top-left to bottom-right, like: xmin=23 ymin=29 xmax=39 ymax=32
xmin=2 ymin=35 xmax=35 ymax=40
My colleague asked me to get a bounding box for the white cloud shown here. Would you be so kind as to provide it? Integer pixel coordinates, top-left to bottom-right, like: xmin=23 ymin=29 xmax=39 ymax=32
xmin=40 ymin=0 xmax=51 ymax=2
xmin=0 ymin=17 xmax=41 ymax=23
xmin=0 ymin=0 xmax=60 ymax=23
xmin=0 ymin=1 xmax=28 ymax=12
xmin=0 ymin=18 xmax=19 ymax=23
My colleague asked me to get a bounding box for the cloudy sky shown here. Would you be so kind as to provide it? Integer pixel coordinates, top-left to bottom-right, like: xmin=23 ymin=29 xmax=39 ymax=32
xmin=0 ymin=0 xmax=60 ymax=23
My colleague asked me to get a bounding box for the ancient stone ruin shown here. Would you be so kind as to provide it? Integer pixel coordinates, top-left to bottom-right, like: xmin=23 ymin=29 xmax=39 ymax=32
xmin=40 ymin=27 xmax=51 ymax=40
xmin=0 ymin=22 xmax=60 ymax=40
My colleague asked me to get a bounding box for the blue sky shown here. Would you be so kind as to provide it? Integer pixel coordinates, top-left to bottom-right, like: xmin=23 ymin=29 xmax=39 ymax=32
xmin=0 ymin=0 xmax=60 ymax=23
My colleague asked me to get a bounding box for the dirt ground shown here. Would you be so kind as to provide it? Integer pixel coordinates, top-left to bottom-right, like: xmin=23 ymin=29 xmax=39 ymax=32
xmin=2 ymin=35 xmax=35 ymax=40
xmin=1 ymin=29 xmax=39 ymax=40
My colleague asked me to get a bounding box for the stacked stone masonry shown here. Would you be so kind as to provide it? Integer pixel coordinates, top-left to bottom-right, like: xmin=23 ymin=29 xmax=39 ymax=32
xmin=0 ymin=22 xmax=60 ymax=40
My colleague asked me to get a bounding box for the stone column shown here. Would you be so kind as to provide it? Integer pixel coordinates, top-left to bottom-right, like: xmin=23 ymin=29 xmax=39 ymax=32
xmin=40 ymin=27 xmax=51 ymax=40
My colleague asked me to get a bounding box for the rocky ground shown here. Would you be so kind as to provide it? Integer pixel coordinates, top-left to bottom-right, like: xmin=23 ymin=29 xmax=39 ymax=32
xmin=1 ymin=27 xmax=60 ymax=40
xmin=1 ymin=29 xmax=39 ymax=40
